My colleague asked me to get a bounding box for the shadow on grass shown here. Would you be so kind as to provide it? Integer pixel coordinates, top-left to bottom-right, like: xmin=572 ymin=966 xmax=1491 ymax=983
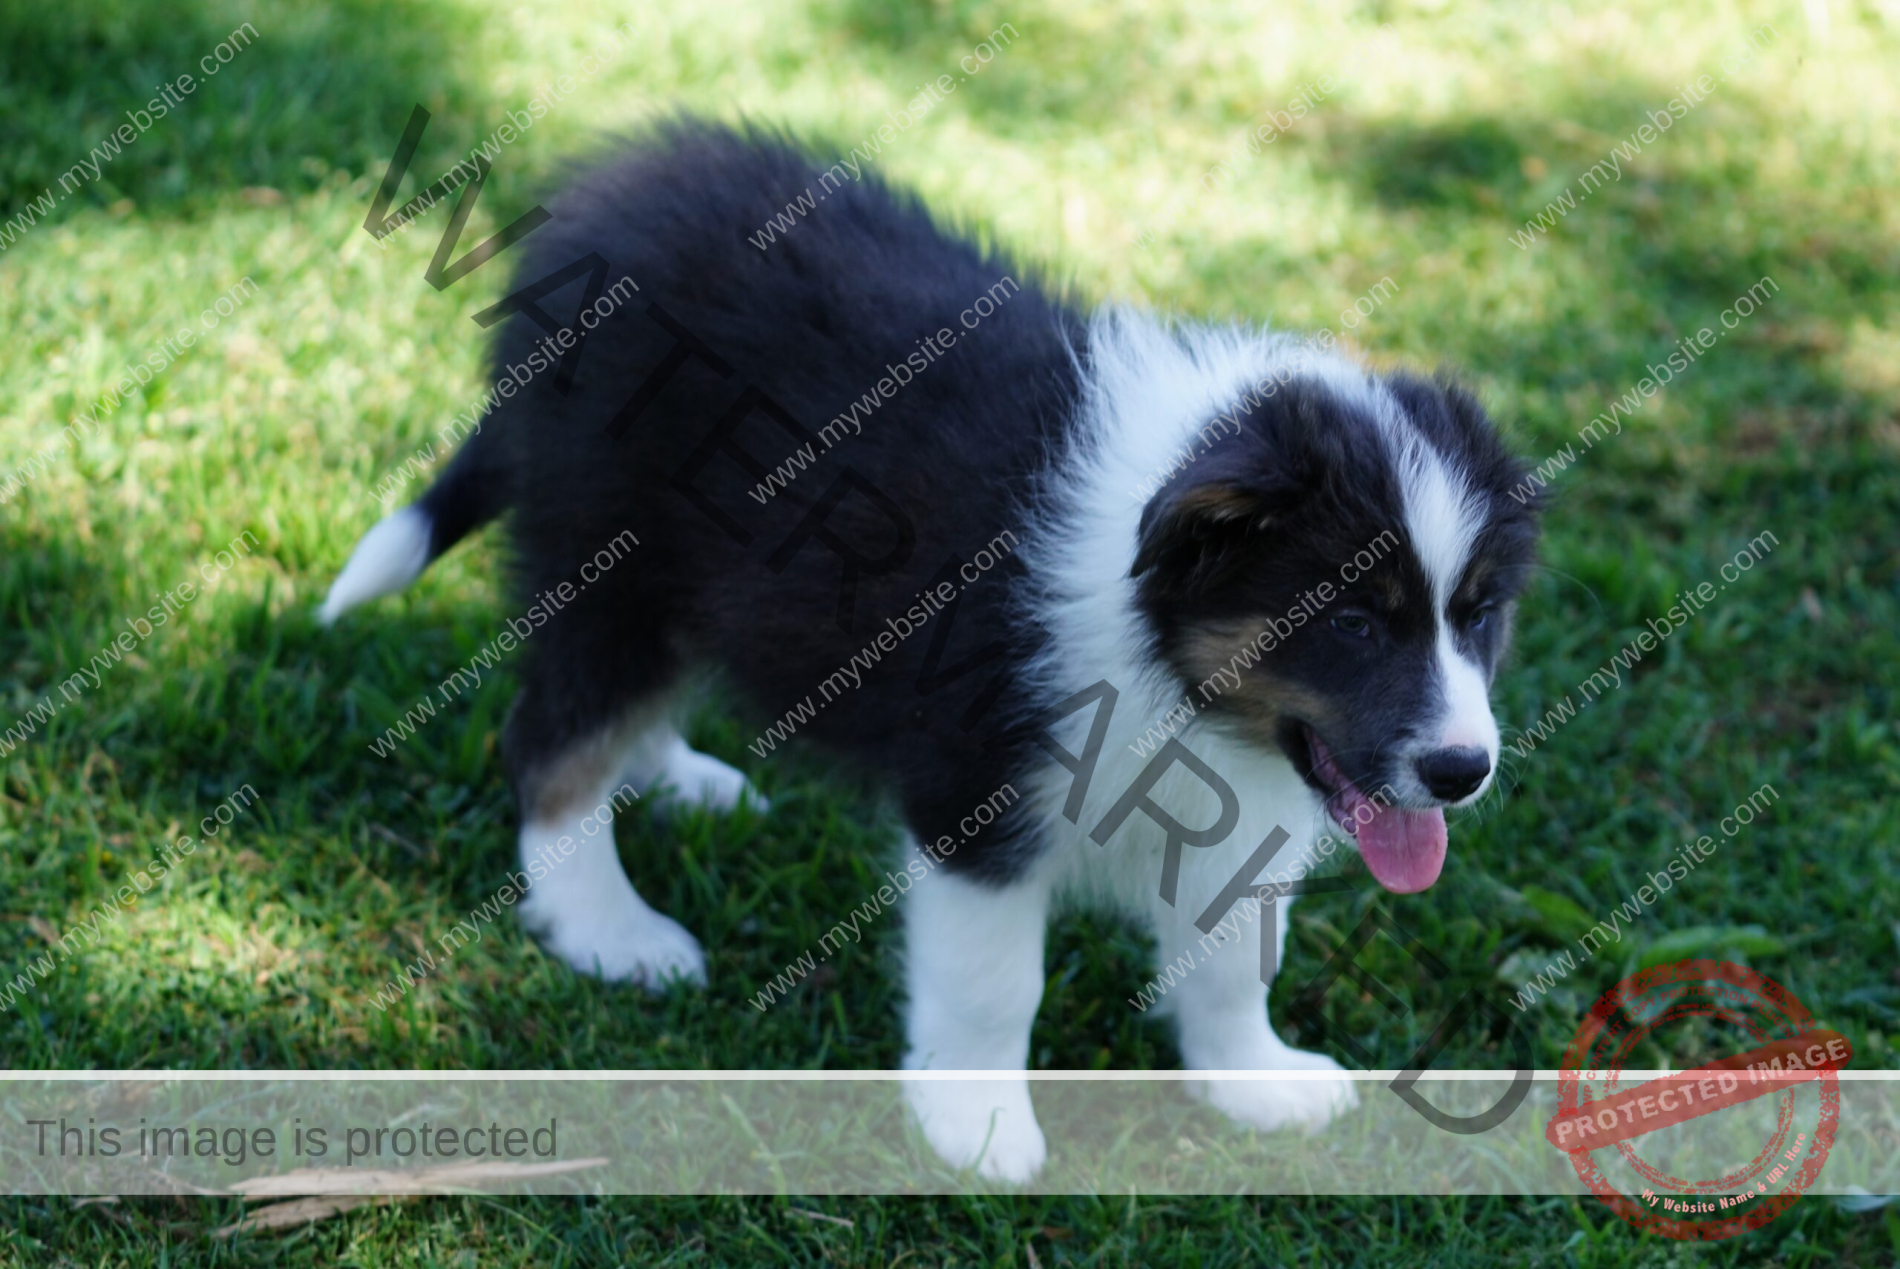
xmin=811 ymin=0 xmax=1175 ymax=140
xmin=0 ymin=0 xmax=518 ymax=220
xmin=1177 ymin=79 xmax=1897 ymax=452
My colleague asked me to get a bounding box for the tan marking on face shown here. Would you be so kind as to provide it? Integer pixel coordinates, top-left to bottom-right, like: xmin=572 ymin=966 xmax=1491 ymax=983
xmin=1451 ymin=558 xmax=1499 ymax=610
xmin=1372 ymin=568 xmax=1406 ymax=610
xmin=1178 ymin=617 xmax=1338 ymax=745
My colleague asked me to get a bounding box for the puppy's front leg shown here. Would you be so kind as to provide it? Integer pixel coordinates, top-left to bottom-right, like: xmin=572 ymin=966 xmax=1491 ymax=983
xmin=1156 ymin=888 xmax=1359 ymax=1134
xmin=901 ymin=837 xmax=1050 ymax=1182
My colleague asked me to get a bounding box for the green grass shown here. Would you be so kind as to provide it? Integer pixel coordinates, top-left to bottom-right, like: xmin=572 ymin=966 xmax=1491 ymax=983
xmin=3 ymin=0 xmax=1898 ymax=1262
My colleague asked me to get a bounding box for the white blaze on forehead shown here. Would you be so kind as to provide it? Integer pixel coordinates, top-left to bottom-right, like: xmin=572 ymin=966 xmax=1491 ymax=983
xmin=1393 ymin=431 xmax=1498 ymax=770
xmin=1393 ymin=435 xmax=1485 ymax=610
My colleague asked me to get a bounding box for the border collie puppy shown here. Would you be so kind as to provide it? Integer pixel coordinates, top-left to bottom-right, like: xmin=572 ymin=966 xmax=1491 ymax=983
xmin=322 ymin=119 xmax=1538 ymax=1181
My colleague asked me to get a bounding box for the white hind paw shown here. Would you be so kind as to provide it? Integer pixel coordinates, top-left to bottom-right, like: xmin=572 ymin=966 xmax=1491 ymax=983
xmin=645 ymin=736 xmax=767 ymax=813
xmin=517 ymin=867 xmax=706 ymax=990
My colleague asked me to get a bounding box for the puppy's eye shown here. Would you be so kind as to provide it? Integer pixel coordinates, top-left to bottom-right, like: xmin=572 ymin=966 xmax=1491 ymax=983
xmin=1467 ymin=604 xmax=1495 ymax=631
xmin=1330 ymin=613 xmax=1371 ymax=639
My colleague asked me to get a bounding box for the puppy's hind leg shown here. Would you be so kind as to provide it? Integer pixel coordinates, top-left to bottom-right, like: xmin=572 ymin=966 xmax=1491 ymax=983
xmin=506 ymin=631 xmax=705 ymax=989
xmin=618 ymin=723 xmax=767 ymax=815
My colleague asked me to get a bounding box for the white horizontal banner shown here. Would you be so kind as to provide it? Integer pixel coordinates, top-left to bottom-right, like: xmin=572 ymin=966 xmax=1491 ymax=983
xmin=3 ymin=1072 xmax=1896 ymax=1197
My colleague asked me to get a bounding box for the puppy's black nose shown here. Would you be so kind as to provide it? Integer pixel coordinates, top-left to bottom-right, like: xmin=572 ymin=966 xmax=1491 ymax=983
xmin=1416 ymin=747 xmax=1491 ymax=802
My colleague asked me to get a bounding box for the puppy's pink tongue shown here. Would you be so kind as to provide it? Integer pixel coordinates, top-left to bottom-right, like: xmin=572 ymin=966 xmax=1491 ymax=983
xmin=1352 ymin=801 xmax=1447 ymax=893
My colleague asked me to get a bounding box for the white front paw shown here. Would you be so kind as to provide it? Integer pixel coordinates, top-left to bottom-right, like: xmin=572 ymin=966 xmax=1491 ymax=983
xmin=518 ymin=885 xmax=707 ymax=990
xmin=903 ymin=1078 xmax=1047 ymax=1182
xmin=1194 ymin=1050 xmax=1359 ymax=1135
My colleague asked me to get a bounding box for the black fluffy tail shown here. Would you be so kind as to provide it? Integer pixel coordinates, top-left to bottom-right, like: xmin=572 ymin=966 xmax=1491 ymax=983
xmin=318 ymin=433 xmax=505 ymax=624
xmin=418 ymin=432 xmax=506 ymax=560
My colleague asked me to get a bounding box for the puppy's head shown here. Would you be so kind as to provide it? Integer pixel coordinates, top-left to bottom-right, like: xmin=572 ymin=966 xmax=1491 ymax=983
xmin=1131 ymin=370 xmax=1539 ymax=893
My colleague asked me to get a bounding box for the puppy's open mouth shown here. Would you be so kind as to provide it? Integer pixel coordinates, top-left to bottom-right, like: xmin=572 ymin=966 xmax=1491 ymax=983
xmin=1298 ymin=724 xmax=1447 ymax=894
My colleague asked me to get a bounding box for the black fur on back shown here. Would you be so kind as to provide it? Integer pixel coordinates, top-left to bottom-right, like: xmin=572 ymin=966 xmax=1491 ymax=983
xmin=460 ymin=118 xmax=1086 ymax=877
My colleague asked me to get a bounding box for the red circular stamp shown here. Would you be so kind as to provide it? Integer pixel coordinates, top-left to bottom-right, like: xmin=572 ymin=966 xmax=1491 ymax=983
xmin=1545 ymin=959 xmax=1849 ymax=1240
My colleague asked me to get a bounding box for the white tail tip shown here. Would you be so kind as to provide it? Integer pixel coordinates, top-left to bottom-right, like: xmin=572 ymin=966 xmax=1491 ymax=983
xmin=318 ymin=505 xmax=434 ymax=625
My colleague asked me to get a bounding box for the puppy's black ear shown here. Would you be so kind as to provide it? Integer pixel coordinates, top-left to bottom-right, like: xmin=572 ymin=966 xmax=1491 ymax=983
xmin=1131 ymin=475 xmax=1300 ymax=590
